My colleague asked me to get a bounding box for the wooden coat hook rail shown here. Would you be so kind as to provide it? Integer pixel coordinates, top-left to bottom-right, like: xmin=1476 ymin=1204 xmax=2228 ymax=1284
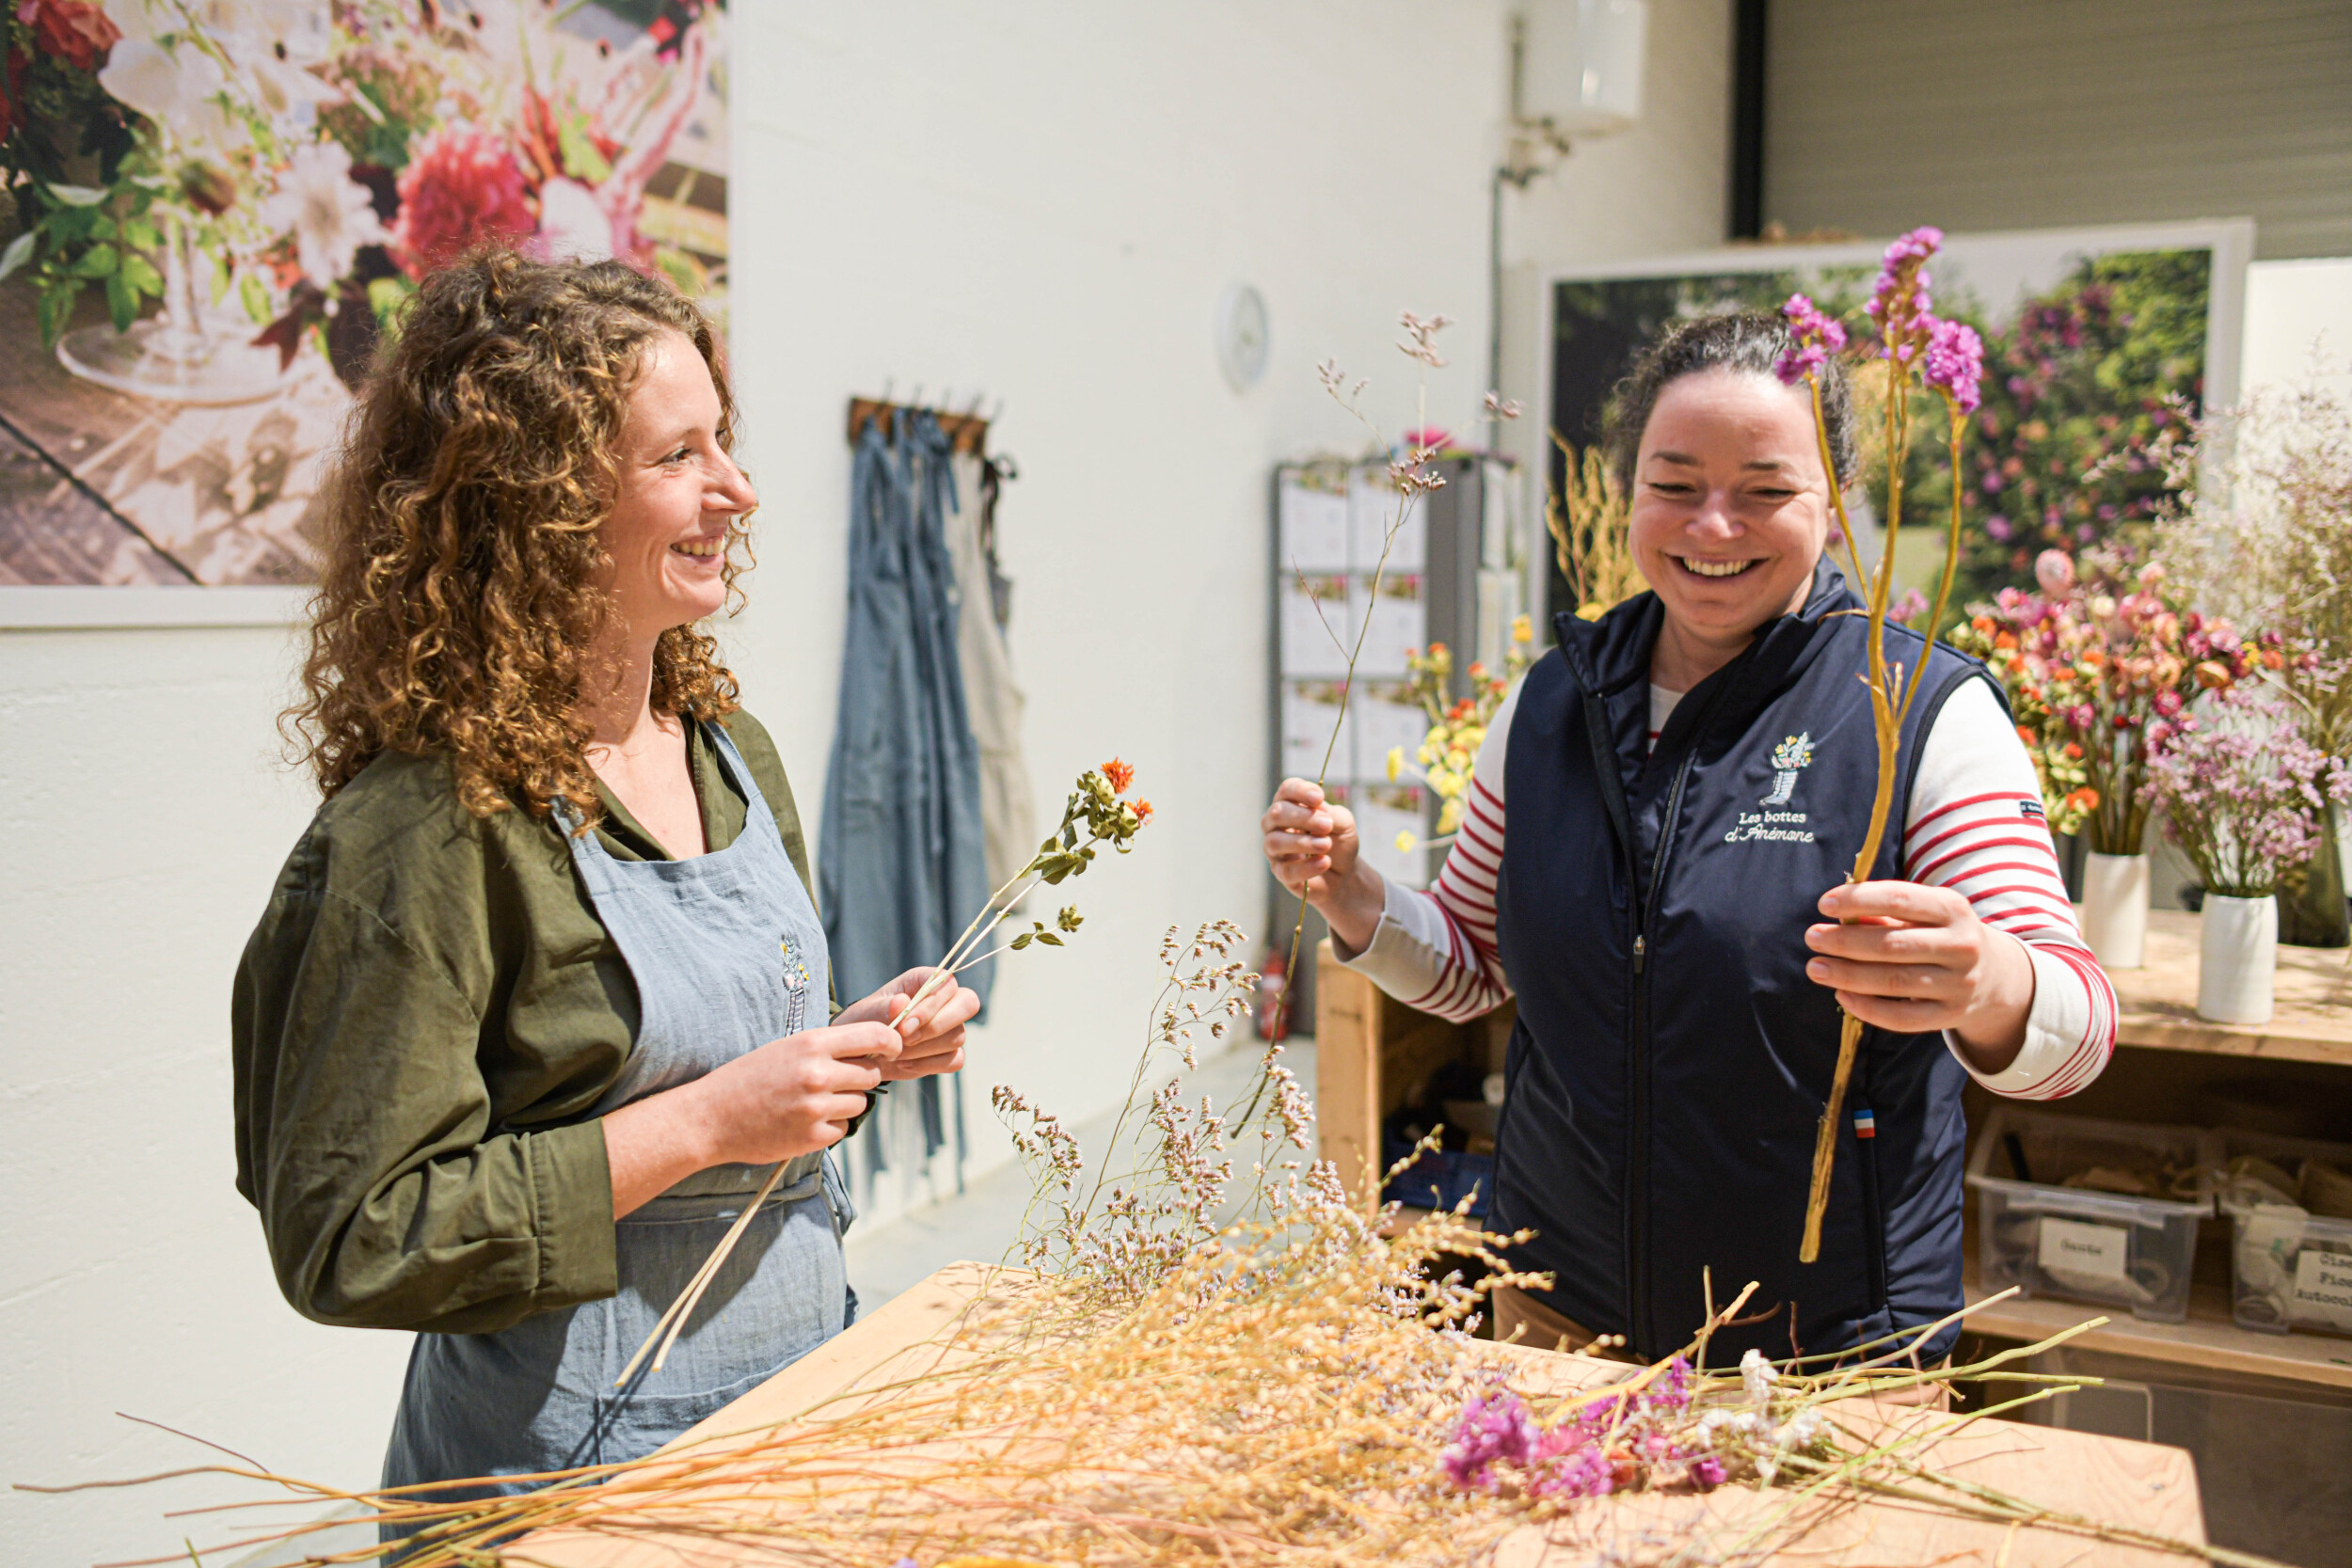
xmin=846 ymin=396 xmax=991 ymax=456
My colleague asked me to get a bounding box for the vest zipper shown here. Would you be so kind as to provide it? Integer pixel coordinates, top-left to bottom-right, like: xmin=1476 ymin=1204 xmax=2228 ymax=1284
xmin=1628 ymin=741 xmax=1701 ymax=1354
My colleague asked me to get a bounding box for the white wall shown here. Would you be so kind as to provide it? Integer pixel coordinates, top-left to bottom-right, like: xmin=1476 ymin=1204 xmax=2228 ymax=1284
xmin=0 ymin=6 xmax=1521 ymax=1563
xmin=2242 ymin=257 xmax=2352 ymax=401
xmin=1494 ymin=0 xmax=1736 ymax=539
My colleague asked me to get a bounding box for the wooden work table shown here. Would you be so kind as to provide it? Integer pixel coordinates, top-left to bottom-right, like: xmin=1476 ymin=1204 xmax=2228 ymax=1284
xmin=511 ymin=1262 xmax=2205 ymax=1566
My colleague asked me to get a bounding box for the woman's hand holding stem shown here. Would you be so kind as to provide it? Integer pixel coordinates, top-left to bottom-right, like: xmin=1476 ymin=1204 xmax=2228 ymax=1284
xmin=604 ymin=966 xmax=978 ymax=1219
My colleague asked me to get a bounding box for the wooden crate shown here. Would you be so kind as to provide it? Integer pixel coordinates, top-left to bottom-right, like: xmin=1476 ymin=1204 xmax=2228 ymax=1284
xmin=1313 ymin=939 xmax=1512 ymax=1212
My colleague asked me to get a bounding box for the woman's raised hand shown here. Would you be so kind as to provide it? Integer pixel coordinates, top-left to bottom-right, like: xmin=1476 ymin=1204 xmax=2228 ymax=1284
xmin=1804 ymin=881 xmax=2036 ymax=1074
xmin=1262 ymin=778 xmax=1359 ymax=895
xmin=840 ymin=966 xmax=979 ymax=1081
xmin=1260 ymin=778 xmax=1385 ymax=954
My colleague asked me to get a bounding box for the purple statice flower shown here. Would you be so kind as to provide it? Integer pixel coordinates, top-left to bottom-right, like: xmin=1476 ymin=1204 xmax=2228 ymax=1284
xmin=1690 ymin=1453 xmax=1729 ymax=1489
xmin=1527 ymin=1430 xmax=1617 ymax=1500
xmin=1650 ymin=1355 xmax=1692 ymax=1414
xmin=1864 ymin=226 xmax=1944 ymax=366
xmin=1922 ymin=316 xmax=1984 ymax=413
xmin=1775 ymin=293 xmax=1848 ymax=384
xmin=1438 ymin=1389 xmax=1535 ymax=1490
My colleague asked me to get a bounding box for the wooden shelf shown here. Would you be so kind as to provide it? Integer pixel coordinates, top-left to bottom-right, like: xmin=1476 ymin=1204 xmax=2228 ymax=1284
xmin=1965 ymin=1275 xmax=2352 ymax=1393
xmin=2108 ymin=909 xmax=2352 ymax=1068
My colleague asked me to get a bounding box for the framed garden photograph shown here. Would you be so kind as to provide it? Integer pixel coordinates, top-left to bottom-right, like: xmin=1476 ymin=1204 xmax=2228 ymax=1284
xmin=1536 ymin=220 xmax=2255 ymax=627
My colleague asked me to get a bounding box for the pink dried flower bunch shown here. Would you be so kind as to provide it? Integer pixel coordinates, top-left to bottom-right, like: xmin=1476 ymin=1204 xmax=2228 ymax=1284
xmin=1776 ymin=228 xmax=1984 ymax=414
xmin=1775 ymin=293 xmax=1848 ymax=382
xmin=1438 ymin=1356 xmax=1745 ymax=1502
xmin=2147 ymin=685 xmax=2350 ymax=898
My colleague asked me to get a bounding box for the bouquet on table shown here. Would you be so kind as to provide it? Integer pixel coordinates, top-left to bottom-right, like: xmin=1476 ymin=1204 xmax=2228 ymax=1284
xmin=1951 ymin=548 xmax=2261 ymax=849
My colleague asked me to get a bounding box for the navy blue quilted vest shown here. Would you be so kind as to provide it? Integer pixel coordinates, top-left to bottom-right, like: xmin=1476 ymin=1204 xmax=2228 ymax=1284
xmin=1493 ymin=560 xmax=1994 ymax=1363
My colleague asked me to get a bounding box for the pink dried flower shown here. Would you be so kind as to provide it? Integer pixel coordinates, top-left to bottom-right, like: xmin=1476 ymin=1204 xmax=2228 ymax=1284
xmin=1775 ymin=293 xmax=1848 ymax=385
xmin=1923 ymin=315 xmax=1984 ymax=413
xmin=2035 ymin=550 xmax=2076 ymax=597
xmin=1865 ymin=226 xmax=1943 ymax=368
xmin=1438 ymin=1389 xmax=1535 ymax=1489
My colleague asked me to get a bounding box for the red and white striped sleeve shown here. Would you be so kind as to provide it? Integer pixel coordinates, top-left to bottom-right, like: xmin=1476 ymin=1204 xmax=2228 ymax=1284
xmin=1331 ymin=683 xmax=1518 ymax=1022
xmin=1905 ymin=678 xmax=2117 ymax=1100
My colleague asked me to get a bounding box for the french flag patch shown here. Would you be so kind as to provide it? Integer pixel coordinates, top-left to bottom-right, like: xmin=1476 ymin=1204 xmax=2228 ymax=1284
xmin=2018 ymin=798 xmax=2047 ymax=822
xmin=1853 ymin=1110 xmax=1877 ymax=1139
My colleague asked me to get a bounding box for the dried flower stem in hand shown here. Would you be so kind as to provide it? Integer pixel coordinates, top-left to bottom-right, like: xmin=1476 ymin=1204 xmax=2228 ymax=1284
xmin=1777 ymin=229 xmax=1979 ymax=1263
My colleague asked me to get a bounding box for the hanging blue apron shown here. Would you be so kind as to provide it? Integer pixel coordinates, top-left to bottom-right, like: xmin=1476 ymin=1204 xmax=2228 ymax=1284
xmin=382 ymin=721 xmax=855 ymax=1526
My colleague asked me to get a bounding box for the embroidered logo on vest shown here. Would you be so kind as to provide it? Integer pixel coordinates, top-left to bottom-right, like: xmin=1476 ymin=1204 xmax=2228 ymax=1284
xmin=1761 ymin=732 xmax=1815 ymax=807
xmin=1724 ymin=733 xmax=1821 ymax=845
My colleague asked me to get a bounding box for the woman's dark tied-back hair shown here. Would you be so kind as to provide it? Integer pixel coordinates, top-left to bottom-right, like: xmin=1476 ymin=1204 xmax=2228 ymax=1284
xmin=1602 ymin=309 xmax=1860 ymax=493
xmin=285 ymin=247 xmax=746 ymax=823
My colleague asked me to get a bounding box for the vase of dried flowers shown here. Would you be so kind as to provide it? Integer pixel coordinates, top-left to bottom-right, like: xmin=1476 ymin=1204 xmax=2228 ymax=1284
xmin=2080 ymin=851 xmax=2153 ymax=970
xmin=2156 ymin=379 xmax=2352 ymax=949
xmin=2199 ymin=894 xmax=2278 ymax=1025
xmin=2146 ymin=684 xmax=2350 ymax=1022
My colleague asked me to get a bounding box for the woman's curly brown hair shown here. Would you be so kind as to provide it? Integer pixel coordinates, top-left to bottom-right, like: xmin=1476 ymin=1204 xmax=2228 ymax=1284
xmin=287 ymin=249 xmax=746 ymax=821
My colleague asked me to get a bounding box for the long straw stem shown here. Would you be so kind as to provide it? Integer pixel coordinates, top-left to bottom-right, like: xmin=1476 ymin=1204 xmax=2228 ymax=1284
xmin=1799 ymin=382 xmax=1969 ymax=1263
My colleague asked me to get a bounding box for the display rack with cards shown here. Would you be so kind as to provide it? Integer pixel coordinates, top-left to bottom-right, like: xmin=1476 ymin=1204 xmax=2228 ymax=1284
xmin=1267 ymin=452 xmax=1520 ymax=1029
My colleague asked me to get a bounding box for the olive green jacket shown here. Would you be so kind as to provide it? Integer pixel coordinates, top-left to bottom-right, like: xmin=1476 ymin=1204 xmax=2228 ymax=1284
xmin=230 ymin=712 xmax=818 ymax=1335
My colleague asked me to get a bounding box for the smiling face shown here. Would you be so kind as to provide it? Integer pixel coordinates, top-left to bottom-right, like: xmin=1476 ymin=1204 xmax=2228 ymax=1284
xmin=1629 ymin=368 xmax=1835 ymax=662
xmin=598 ymin=326 xmax=756 ymax=643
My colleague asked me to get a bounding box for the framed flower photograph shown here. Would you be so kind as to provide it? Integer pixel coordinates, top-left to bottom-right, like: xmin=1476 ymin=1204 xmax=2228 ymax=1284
xmin=0 ymin=0 xmax=729 ymax=626
xmin=1535 ymin=220 xmax=2254 ymax=629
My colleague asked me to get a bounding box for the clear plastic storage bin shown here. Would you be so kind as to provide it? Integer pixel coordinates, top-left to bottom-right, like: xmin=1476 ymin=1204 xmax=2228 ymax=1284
xmin=1965 ymin=1107 xmax=2211 ymax=1323
xmin=2211 ymin=1125 xmax=2352 ymax=1338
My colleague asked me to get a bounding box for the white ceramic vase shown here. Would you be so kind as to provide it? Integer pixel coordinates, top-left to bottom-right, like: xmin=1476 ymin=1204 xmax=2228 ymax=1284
xmin=2079 ymin=851 xmax=2151 ymax=970
xmin=2199 ymin=894 xmax=2278 ymax=1025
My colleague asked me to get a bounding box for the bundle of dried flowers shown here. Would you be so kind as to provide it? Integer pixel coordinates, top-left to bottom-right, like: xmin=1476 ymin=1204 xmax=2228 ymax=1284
xmin=1548 ymin=432 xmax=1645 ymax=622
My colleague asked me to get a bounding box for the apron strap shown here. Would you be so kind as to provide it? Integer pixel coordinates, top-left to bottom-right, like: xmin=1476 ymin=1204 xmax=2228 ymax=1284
xmin=700 ymin=719 xmax=782 ymax=837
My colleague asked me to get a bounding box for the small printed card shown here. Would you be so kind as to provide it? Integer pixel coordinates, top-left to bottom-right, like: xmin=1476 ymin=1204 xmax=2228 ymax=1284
xmin=2292 ymin=1247 xmax=2352 ymax=1332
xmin=2037 ymin=1216 xmax=2130 ymax=1283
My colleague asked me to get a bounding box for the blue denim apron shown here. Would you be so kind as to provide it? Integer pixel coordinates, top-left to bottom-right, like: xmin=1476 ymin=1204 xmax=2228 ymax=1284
xmin=382 ymin=721 xmax=854 ymax=1520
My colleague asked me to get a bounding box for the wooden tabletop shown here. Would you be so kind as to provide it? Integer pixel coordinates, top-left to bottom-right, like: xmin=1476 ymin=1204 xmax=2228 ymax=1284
xmin=514 ymin=1263 xmax=2204 ymax=1567
xmin=2108 ymin=908 xmax=2352 ymax=1068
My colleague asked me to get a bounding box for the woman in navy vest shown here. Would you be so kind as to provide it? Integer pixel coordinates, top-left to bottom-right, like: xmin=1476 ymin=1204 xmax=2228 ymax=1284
xmin=1263 ymin=312 xmax=2117 ymax=1365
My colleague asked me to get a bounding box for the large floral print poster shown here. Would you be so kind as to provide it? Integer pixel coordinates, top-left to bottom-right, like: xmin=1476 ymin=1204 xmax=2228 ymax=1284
xmin=0 ymin=0 xmax=727 ymax=618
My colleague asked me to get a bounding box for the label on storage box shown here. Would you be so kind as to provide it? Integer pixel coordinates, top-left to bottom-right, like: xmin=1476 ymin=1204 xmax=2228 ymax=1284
xmin=2037 ymin=1217 xmax=2129 ymax=1282
xmin=2292 ymin=1249 xmax=2352 ymax=1331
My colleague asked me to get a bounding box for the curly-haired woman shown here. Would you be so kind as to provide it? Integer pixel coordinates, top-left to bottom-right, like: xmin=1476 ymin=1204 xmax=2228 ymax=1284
xmin=231 ymin=252 xmax=979 ymax=1510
